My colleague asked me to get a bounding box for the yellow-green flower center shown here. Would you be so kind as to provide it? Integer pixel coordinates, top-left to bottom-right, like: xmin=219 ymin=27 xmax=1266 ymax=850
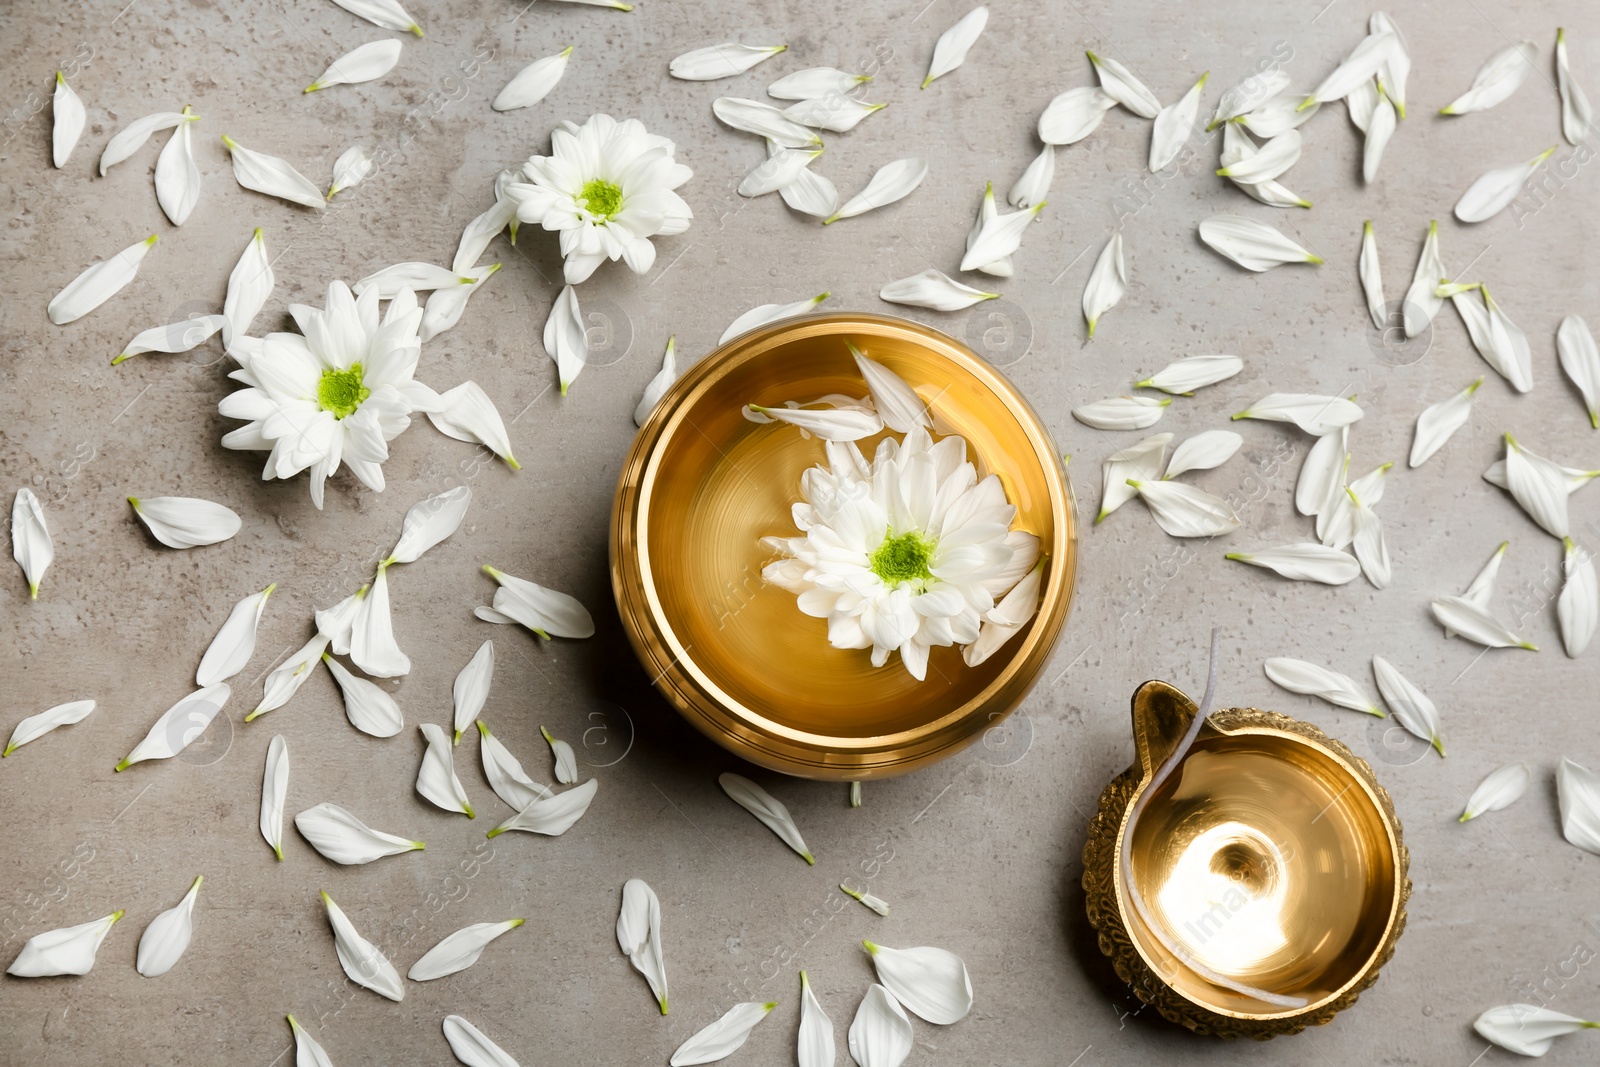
xmin=317 ymin=364 xmax=369 ymax=419
xmin=579 ymin=178 xmax=623 ymax=221
xmin=870 ymin=530 xmax=935 ymax=585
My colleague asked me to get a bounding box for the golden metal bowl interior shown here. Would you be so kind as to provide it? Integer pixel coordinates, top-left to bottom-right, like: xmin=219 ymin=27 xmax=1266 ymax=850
xmin=612 ymin=313 xmax=1074 ymax=778
xmin=1112 ymin=683 xmax=1404 ymax=1024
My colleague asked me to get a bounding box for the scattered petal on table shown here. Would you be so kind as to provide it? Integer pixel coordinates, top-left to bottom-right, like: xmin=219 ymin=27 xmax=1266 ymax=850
xmin=1129 ymin=479 xmax=1240 ymax=537
xmin=1558 ymin=315 xmax=1600 ymax=428
xmin=635 ymin=336 xmax=679 ymax=427
xmin=327 ymin=145 xmax=373 ymax=198
xmin=841 ymin=885 xmax=891 ymax=916
xmin=544 ymin=284 xmax=587 ymax=395
xmin=386 ymin=485 xmax=473 ymax=565
xmin=768 ymin=67 xmax=871 ymax=100
xmin=442 ymin=1014 xmax=522 ymax=1067
xmin=712 ymin=97 xmax=820 ymax=147
xmin=260 ymin=734 xmax=288 ymax=860
xmin=1359 ymin=221 xmax=1385 ymax=329
xmin=1455 ymin=147 xmax=1557 ymax=223
xmin=1088 ymin=49 xmax=1160 ymax=117
xmin=295 ymin=803 xmax=422 ymax=864
xmin=1558 ymin=757 xmax=1600 ymax=854
xmin=287 ymin=1014 xmax=334 ymax=1067
xmin=222 ymin=135 xmax=326 ymax=211
xmin=331 ymin=0 xmax=422 ymax=35
xmin=1559 ymin=538 xmax=1598 ymax=657
xmin=115 ymin=684 xmax=231 ymax=771
xmin=1473 ymin=1003 xmax=1600 ymax=1058
xmin=863 ymin=941 xmax=973 ymax=1024
xmin=1429 ymin=595 xmax=1537 ymax=650
xmin=540 ymin=724 xmax=577 ymax=784
xmin=323 ymin=654 xmax=404 ymax=738
xmin=1557 ymin=29 xmax=1594 ymax=146
xmin=1409 ymin=377 xmax=1481 ymax=467
xmin=129 ymin=496 xmax=240 ymax=549
xmin=450 ymin=641 xmax=494 ymax=744
xmin=1163 ymin=430 xmax=1242 ymax=478
xmin=1097 ymin=433 xmax=1170 ymax=523
xmin=492 ymin=47 xmax=571 ymax=111
xmin=154 ymin=105 xmax=201 ymax=226
xmin=408 ymin=919 xmax=523 ymax=981
xmin=113 ymin=315 xmax=228 ymax=364
xmin=922 ymin=6 xmax=989 ymax=89
xmin=1264 ymin=657 xmax=1382 ymax=715
xmin=720 ymin=772 xmax=814 ymax=863
xmin=1372 ymin=656 xmax=1444 ymax=756
xmin=48 ymin=235 xmax=159 ymax=325
xmin=1233 ymin=393 xmax=1362 ymax=436
xmin=224 ymin=228 xmax=274 ymax=340
xmin=825 ymin=158 xmax=928 ymax=224
xmin=798 ymin=970 xmax=834 ymax=1067
xmin=721 ymin=292 xmax=829 ymax=344
xmin=1441 ymin=40 xmax=1537 ymax=115
xmin=1038 ymin=86 xmax=1117 ymax=145
xmin=350 ymin=565 xmax=410 ymax=678
xmin=476 ymin=721 xmax=552 ymax=812
xmin=248 ymin=634 xmax=329 ymax=721
xmin=99 ymin=111 xmax=191 ymax=175
xmin=1503 ymin=433 xmax=1573 ymax=538
xmin=1459 ymin=762 xmax=1531 ymax=822
xmin=481 ymin=566 xmax=596 ymax=639
xmin=135 ymin=875 xmax=202 ymax=978
xmin=321 ymin=891 xmax=404 ymax=1001
xmin=1135 ymin=354 xmax=1241 ymax=394
xmin=51 ymin=72 xmax=84 ymax=168
xmin=12 ymin=489 xmax=52 ymax=598
xmin=1402 ymin=220 xmax=1446 ymax=338
xmin=848 ymin=984 xmax=913 ymax=1067
xmin=1007 ymin=143 xmax=1053 ymax=209
xmin=4 ymin=699 xmax=94 ymax=757
xmin=485 ymin=778 xmax=598 ymax=838
xmin=6 ymin=911 xmax=123 ymax=977
xmin=1150 ymin=72 xmax=1207 ymax=172
xmin=617 ymin=878 xmax=669 ymax=1014
xmin=782 ymin=96 xmax=886 ymax=133
xmin=1072 ymin=396 xmax=1169 ymax=431
xmin=1081 ymin=231 xmax=1126 ymax=339
xmin=880 ymin=268 xmax=996 ymax=311
xmin=417 ymin=722 xmax=474 ymax=817
xmin=1226 ymin=544 xmax=1360 ymax=585
xmin=197 ymin=584 xmax=275 ymax=687
xmin=1208 ymin=69 xmax=1290 ymax=129
xmin=1198 ymin=214 xmax=1321 ymax=271
xmin=670 ymin=43 xmax=786 ymax=81
xmin=960 ymin=199 xmax=1044 ymax=271
xmin=670 ymin=1001 xmax=777 ymax=1066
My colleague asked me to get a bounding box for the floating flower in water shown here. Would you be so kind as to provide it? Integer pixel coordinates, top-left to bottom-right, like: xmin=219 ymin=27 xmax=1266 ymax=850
xmin=506 ymin=114 xmax=692 ymax=285
xmin=761 ymin=374 xmax=1040 ymax=680
xmin=217 ymin=281 xmax=429 ymax=509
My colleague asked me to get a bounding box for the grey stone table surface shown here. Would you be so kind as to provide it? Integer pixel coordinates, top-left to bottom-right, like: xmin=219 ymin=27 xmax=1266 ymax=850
xmin=4 ymin=0 xmax=1600 ymax=1064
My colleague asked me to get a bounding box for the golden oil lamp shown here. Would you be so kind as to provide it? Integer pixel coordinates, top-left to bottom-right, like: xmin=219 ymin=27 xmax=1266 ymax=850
xmin=609 ymin=312 xmax=1076 ymax=780
xmin=1083 ymin=678 xmax=1411 ymax=1038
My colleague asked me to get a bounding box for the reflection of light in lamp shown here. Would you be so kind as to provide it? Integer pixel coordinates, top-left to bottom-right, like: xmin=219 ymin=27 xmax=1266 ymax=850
xmin=1156 ymin=821 xmax=1289 ymax=976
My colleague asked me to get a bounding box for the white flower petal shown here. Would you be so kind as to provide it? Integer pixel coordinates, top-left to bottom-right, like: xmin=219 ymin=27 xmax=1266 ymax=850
xmin=670 ymin=43 xmax=786 ymax=81
xmin=1557 ymin=29 xmax=1594 ymax=145
xmin=323 ymin=654 xmax=404 ymax=737
xmin=1217 ymin=127 xmax=1302 ymax=185
xmin=1198 ymin=214 xmax=1321 ymax=272
xmin=826 ymin=158 xmax=928 ymax=223
xmin=486 ymin=777 xmax=598 ymax=837
xmin=48 ymin=235 xmax=158 ymax=325
xmin=424 ymin=378 xmax=517 ymax=465
xmin=6 ymin=911 xmax=123 ymax=977
xmin=1297 ymin=425 xmax=1347 ymax=517
xmin=841 ymin=885 xmax=892 ymax=916
xmin=1369 ymin=12 xmax=1411 ymax=115
xmin=964 ymin=181 xmax=1012 ymax=276
xmin=51 ymin=72 xmax=84 ymax=167
xmin=1264 ymin=657 xmax=1382 ymax=715
xmin=1372 ymin=656 xmax=1444 ymax=756
xmin=154 ymin=106 xmax=201 ymax=226
xmin=1038 ymin=85 xmax=1117 ymax=144
xmin=1464 ymin=287 xmax=1533 ymax=392
xmin=330 ymin=0 xmax=422 ymax=35
xmin=543 ymin=284 xmax=587 ymax=395
xmin=386 ymin=485 xmax=472 ymax=565
xmin=962 ymin=559 xmax=1044 ymax=667
xmin=540 ymin=724 xmax=577 ymax=784
xmin=769 ymin=66 xmax=870 ymax=100
xmin=879 ymin=268 xmax=996 ymax=311
xmin=350 ymin=564 xmax=410 ymax=677
xmin=99 ymin=111 xmax=190 ymax=175
xmin=1460 ymin=762 xmax=1531 ymax=822
xmin=1227 ymin=543 xmax=1359 ymax=585
xmin=1442 ymin=40 xmax=1537 ymax=115
xmin=1233 ymin=392 xmax=1362 ymax=435
xmin=475 ymin=720 xmax=551 ymax=811
xmin=922 ymin=6 xmax=988 ymax=89
xmin=1135 ymin=354 xmax=1241 ymax=395
xmin=712 ymin=97 xmax=820 ymax=147
xmin=1217 ymin=124 xmax=1313 ymax=208
xmin=306 ymin=39 xmax=402 ymax=92
xmin=1402 ymin=220 xmax=1446 ymax=337
xmin=1455 ymin=147 xmax=1558 ymax=223
xmin=864 ymin=941 xmax=972 ymax=1024
xmin=116 ymin=684 xmax=231 ymax=770
xmin=671 ymin=1002 xmax=778 ymax=1066
xmin=852 ymin=345 xmax=931 ymax=434
xmin=1150 ymin=72 xmax=1207 ymax=172
xmin=1081 ymin=231 xmax=1126 ymax=338
xmin=1351 ymin=500 xmax=1391 ymax=589
xmin=782 ymin=96 xmax=886 ymax=133
xmin=197 ymin=584 xmax=274 ymax=687
xmin=746 ymin=401 xmax=883 ymax=441
xmin=1208 ymin=69 xmax=1291 ymax=128
xmin=1163 ymin=430 xmax=1242 ymax=478
xmin=295 ymin=802 xmax=422 ymax=864
xmin=617 ymin=878 xmax=669 ymax=1014
xmin=322 ymin=891 xmax=404 ymax=1001
xmin=491 ymin=46 xmax=571 ymax=111
xmin=635 ymin=336 xmax=679 ymax=427
xmin=847 ymin=984 xmax=913 ymax=1067
xmin=447 ymin=640 xmax=494 ymax=744
xmin=1558 ymin=757 xmax=1600 ymax=854
xmin=260 ymin=735 xmax=288 ymax=860
xmin=719 ymin=772 xmax=814 ymax=864
xmin=417 ymin=722 xmax=475 ymax=817
xmin=224 ymin=228 xmax=274 ymax=341
xmin=1358 ymin=221 xmax=1385 ymax=329
xmin=1007 ymin=143 xmax=1054 ymax=208
xmin=3 ymin=698 xmax=93 ymax=758
xmin=135 ymin=874 xmax=202 ymax=978
xmin=739 ymin=147 xmax=823 ymax=197
xmin=248 ymin=634 xmax=330 ymax=721
xmin=1235 ymin=88 xmax=1320 ymax=138
xmin=327 ymin=145 xmax=373 ymax=198
xmin=1087 ymin=49 xmax=1160 ymax=117
xmin=287 ymin=1014 xmax=334 ymax=1067
xmin=114 ymin=315 xmax=228 ymax=364
xmin=1409 ymin=377 xmax=1482 ymax=467
xmin=1346 ymin=78 xmax=1378 ymax=132
xmin=481 ymin=566 xmax=595 ymax=638
xmin=1558 ymin=315 xmax=1600 ymax=428
xmin=798 ymin=971 xmax=834 ymax=1067
xmin=1309 ymin=32 xmax=1400 ymax=105
xmin=960 ymin=198 xmax=1044 ymax=271
xmin=128 ymin=496 xmax=240 ymax=549
xmin=222 ymin=135 xmax=326 ymax=211
xmin=1097 ymin=433 xmax=1170 ymax=522
xmin=11 ymin=487 xmax=52 ymax=601
xmin=1504 ymin=433 xmax=1573 ymax=538
xmin=779 ymin=166 xmax=840 ymax=218
xmin=722 ymin=292 xmax=829 ymax=343
xmin=1361 ymin=89 xmax=1397 ymax=184
xmin=453 ymin=174 xmax=517 ymax=271
xmin=1129 ymin=479 xmax=1240 ymax=537
xmin=1559 ymin=538 xmax=1598 ymax=657
xmin=1474 ymin=1003 xmax=1599 ymax=1057
xmin=409 ymin=919 xmax=522 ymax=981
xmin=1484 ymin=459 xmax=1600 ymax=495
xmin=355 ymin=261 xmax=464 ymax=297
xmin=1460 ymin=540 xmax=1510 ymax=610
xmin=1073 ymin=395 xmax=1169 ymax=430
xmin=442 ymin=1015 xmax=521 ymax=1067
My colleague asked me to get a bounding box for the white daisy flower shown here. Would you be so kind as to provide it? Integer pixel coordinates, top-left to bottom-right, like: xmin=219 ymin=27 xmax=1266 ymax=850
xmin=218 ymin=281 xmax=427 ymax=509
xmin=506 ymin=113 xmax=692 ymax=285
xmin=764 ymin=428 xmax=1038 ymax=681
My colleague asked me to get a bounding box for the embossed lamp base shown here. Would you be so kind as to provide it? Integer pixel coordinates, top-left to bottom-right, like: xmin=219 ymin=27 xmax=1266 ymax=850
xmin=1082 ymin=681 xmax=1411 ymax=1039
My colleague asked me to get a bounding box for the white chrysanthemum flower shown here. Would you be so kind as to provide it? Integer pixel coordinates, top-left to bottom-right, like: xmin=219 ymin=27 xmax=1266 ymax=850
xmin=506 ymin=113 xmax=692 ymax=285
xmin=218 ymin=280 xmax=427 ymax=509
xmin=764 ymin=428 xmax=1038 ymax=681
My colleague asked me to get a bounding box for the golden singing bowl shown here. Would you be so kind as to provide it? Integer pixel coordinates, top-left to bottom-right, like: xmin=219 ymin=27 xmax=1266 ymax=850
xmin=610 ymin=312 xmax=1075 ymax=780
xmin=1082 ymin=681 xmax=1410 ymax=1039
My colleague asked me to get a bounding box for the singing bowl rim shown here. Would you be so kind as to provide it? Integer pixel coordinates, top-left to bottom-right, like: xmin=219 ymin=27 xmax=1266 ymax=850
xmin=1084 ymin=706 xmax=1411 ymax=1038
xmin=609 ymin=311 xmax=1076 ymax=779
